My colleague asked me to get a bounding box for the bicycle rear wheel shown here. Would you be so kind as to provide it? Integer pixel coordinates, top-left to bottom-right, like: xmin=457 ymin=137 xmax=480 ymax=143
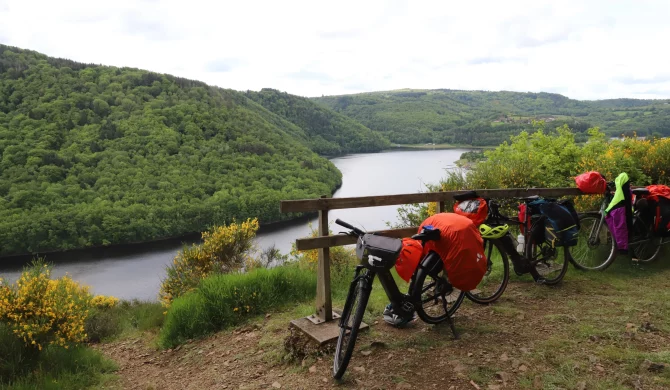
xmin=525 ymin=239 xmax=570 ymax=285
xmin=412 ymin=267 xmax=464 ymax=324
xmin=630 ymin=216 xmax=662 ymax=263
xmin=333 ymin=275 xmax=372 ymax=380
xmin=466 ymin=238 xmax=509 ymax=304
xmin=571 ymin=213 xmax=616 ymax=271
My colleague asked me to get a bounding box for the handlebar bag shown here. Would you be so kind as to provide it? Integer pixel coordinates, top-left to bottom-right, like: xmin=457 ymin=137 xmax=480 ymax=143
xmin=453 ymin=197 xmax=488 ymax=226
xmin=575 ymin=171 xmax=607 ymax=194
xmin=356 ymin=234 xmax=402 ymax=269
xmin=418 ymin=213 xmax=487 ymax=291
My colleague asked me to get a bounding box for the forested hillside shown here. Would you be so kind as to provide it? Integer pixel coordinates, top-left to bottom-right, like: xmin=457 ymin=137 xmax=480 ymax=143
xmin=246 ymin=89 xmax=389 ymax=155
xmin=0 ymin=45 xmax=342 ymax=256
xmin=314 ymin=89 xmax=670 ymax=145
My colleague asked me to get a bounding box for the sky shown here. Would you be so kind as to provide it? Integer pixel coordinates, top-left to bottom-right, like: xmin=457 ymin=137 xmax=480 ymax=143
xmin=1 ymin=0 xmax=670 ymax=100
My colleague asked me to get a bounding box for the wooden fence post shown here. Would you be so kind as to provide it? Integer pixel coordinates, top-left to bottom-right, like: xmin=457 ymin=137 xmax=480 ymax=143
xmin=436 ymin=200 xmax=446 ymax=214
xmin=313 ymin=195 xmax=332 ymax=323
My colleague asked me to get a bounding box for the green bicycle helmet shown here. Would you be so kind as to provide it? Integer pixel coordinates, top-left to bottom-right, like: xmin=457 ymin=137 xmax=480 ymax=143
xmin=479 ymin=223 xmax=509 ymax=239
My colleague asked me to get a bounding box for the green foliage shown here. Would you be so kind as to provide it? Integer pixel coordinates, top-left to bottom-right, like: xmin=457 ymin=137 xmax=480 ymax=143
xmin=84 ymin=301 xmax=164 ymax=343
xmin=246 ymin=88 xmax=390 ymax=155
xmin=315 ymin=89 xmax=670 ymax=145
xmin=0 ymin=322 xmax=116 ymax=388
xmin=0 ymin=44 xmax=342 ymax=256
xmin=159 ymin=265 xmax=316 ymax=348
xmin=160 ymin=219 xmax=260 ymax=305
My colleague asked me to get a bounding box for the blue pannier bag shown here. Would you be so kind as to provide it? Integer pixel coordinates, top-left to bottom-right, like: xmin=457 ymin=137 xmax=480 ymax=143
xmin=528 ymin=199 xmax=579 ymax=247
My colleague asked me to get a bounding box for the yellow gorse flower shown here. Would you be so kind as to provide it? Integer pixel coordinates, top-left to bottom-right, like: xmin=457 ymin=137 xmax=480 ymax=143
xmin=0 ymin=263 xmax=92 ymax=350
xmin=159 ymin=218 xmax=259 ymax=306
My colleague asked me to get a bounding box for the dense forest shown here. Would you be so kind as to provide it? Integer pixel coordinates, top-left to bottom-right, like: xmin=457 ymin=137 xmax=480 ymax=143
xmin=0 ymin=44 xmax=342 ymax=256
xmin=246 ymin=89 xmax=389 ymax=155
xmin=314 ymin=89 xmax=670 ymax=145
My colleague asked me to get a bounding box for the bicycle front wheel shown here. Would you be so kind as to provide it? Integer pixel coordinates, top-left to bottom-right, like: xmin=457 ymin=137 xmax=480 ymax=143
xmin=466 ymin=238 xmax=509 ymax=304
xmin=333 ymin=276 xmax=371 ymax=380
xmin=525 ymin=239 xmax=570 ymax=285
xmin=412 ymin=267 xmax=465 ymax=324
xmin=571 ymin=213 xmax=616 ymax=271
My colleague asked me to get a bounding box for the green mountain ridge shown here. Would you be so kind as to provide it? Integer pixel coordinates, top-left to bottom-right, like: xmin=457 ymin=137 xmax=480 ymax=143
xmin=246 ymin=88 xmax=390 ymax=155
xmin=0 ymin=44 xmax=342 ymax=256
xmin=313 ymin=89 xmax=670 ymax=145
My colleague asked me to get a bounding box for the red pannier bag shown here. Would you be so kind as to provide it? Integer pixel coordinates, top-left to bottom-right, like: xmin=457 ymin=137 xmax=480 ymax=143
xmin=575 ymin=171 xmax=607 ymax=194
xmin=418 ymin=213 xmax=487 ymax=291
xmin=645 ymin=185 xmax=670 ymax=236
xmin=395 ymin=238 xmax=423 ymax=282
xmin=518 ymin=203 xmax=531 ymax=234
xmin=453 ymin=197 xmax=488 ymax=226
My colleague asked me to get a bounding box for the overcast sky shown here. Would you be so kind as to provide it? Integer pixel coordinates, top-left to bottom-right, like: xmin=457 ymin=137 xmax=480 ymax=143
xmin=1 ymin=0 xmax=669 ymax=100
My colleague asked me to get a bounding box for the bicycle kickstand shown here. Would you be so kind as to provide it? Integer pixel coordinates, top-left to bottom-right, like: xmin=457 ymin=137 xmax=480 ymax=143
xmin=441 ymin=299 xmax=459 ymax=340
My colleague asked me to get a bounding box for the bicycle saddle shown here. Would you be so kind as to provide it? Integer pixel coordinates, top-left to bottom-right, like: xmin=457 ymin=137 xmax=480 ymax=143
xmin=632 ymin=188 xmax=650 ymax=196
xmin=453 ymin=191 xmax=479 ymax=201
xmin=412 ymin=227 xmax=441 ymax=242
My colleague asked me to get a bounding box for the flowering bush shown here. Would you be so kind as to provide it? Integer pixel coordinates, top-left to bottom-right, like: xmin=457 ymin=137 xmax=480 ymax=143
xmin=0 ymin=262 xmax=91 ymax=351
xmin=160 ymin=218 xmax=259 ymax=306
xmin=91 ymin=295 xmax=119 ymax=309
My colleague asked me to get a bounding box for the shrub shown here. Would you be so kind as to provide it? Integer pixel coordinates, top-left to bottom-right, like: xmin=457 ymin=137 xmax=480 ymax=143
xmin=84 ymin=301 xmax=165 ymax=343
xmin=90 ymin=295 xmax=119 ymax=309
xmin=84 ymin=309 xmax=123 ymax=343
xmin=160 ymin=265 xmax=316 ymax=348
xmin=160 ymin=218 xmax=259 ymax=306
xmin=0 ymin=262 xmax=91 ymax=351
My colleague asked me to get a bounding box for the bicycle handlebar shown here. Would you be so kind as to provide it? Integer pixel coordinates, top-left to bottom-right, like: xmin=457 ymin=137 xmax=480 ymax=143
xmin=335 ymin=219 xmax=366 ymax=237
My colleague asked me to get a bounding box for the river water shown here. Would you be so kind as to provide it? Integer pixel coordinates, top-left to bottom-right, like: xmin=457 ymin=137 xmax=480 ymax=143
xmin=0 ymin=149 xmax=467 ymax=301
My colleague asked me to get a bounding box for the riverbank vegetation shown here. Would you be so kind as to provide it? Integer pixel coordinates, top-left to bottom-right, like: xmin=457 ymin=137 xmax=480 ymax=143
xmin=315 ymin=89 xmax=670 ymax=145
xmin=246 ymin=88 xmax=390 ymax=155
xmin=394 ymin=123 xmax=670 ymax=226
xmin=0 ymin=44 xmax=344 ymax=256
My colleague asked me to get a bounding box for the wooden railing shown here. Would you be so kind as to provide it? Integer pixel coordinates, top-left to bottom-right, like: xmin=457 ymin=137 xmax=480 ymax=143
xmin=280 ymin=187 xmax=584 ymax=324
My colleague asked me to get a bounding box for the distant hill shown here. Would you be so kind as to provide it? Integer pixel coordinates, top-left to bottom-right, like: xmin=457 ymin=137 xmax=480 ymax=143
xmin=314 ymin=89 xmax=670 ymax=145
xmin=0 ymin=44 xmax=342 ymax=256
xmin=246 ymin=88 xmax=389 ymax=155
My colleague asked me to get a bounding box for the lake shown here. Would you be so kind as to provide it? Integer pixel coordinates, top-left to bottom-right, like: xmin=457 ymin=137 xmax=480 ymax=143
xmin=0 ymin=148 xmax=468 ymax=300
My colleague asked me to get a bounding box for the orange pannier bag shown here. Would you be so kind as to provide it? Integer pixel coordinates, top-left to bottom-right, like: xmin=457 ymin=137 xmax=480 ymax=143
xmin=395 ymin=238 xmax=423 ymax=282
xmin=575 ymin=171 xmax=607 ymax=194
xmin=418 ymin=213 xmax=487 ymax=291
xmin=453 ymin=197 xmax=488 ymax=226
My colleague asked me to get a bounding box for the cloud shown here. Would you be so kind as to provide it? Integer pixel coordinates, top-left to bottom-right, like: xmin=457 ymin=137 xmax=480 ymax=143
xmin=467 ymin=56 xmax=524 ymax=66
xmin=121 ymin=12 xmax=182 ymax=41
xmin=615 ymin=74 xmax=670 ymax=85
xmin=0 ymin=0 xmax=669 ymax=100
xmin=286 ymin=70 xmax=333 ymax=82
xmin=206 ymin=59 xmax=242 ymax=73
xmin=318 ymin=29 xmax=364 ymax=40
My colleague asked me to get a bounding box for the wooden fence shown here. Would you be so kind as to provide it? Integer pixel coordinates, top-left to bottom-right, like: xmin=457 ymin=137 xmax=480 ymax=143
xmin=280 ymin=187 xmax=584 ymax=324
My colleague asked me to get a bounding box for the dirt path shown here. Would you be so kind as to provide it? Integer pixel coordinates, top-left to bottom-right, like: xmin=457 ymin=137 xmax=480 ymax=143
xmin=98 ymin=269 xmax=670 ymax=390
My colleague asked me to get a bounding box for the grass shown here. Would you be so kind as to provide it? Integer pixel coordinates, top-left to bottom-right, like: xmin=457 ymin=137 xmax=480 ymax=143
xmin=0 ymin=322 xmax=117 ymax=389
xmin=86 ymin=300 xmax=165 ymax=343
xmin=159 ymin=264 xmax=317 ymax=348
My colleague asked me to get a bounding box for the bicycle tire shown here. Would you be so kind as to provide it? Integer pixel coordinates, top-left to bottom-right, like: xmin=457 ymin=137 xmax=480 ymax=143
xmin=570 ymin=213 xmax=617 ymax=271
xmin=412 ymin=267 xmax=465 ymax=324
xmin=630 ymin=216 xmax=662 ymax=263
xmin=525 ymin=235 xmax=570 ymax=285
xmin=465 ymin=238 xmax=509 ymax=304
xmin=333 ymin=276 xmax=371 ymax=380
